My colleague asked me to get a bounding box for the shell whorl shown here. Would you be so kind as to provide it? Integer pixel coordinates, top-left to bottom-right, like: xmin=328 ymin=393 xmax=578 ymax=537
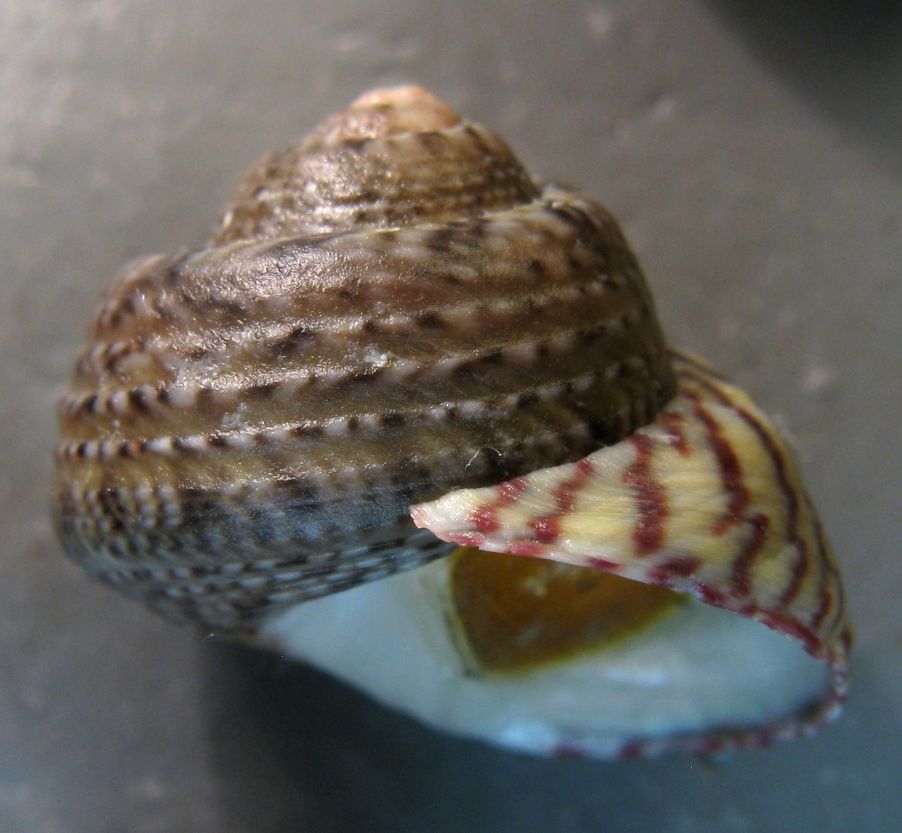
xmin=53 ymin=86 xmax=676 ymax=630
xmin=212 ymin=86 xmax=539 ymax=242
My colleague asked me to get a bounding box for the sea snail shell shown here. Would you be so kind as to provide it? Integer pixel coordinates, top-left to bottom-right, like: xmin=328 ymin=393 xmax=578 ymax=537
xmin=53 ymin=86 xmax=851 ymax=757
xmin=53 ymin=86 xmax=675 ymax=630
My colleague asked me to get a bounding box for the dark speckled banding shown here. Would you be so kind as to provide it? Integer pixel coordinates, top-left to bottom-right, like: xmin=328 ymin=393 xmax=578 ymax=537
xmin=53 ymin=87 xmax=675 ymax=630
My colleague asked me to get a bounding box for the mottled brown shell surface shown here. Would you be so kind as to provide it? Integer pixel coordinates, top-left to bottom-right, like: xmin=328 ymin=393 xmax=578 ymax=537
xmin=53 ymin=87 xmax=675 ymax=630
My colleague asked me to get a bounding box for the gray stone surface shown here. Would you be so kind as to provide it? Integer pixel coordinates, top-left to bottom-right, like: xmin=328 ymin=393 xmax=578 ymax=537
xmin=1 ymin=1 xmax=899 ymax=830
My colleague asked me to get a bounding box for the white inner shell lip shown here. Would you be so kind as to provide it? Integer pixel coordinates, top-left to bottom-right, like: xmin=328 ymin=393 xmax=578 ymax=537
xmin=260 ymin=559 xmax=828 ymax=757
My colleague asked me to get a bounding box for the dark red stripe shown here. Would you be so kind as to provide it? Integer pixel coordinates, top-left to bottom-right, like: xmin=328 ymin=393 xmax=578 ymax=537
xmin=529 ymin=515 xmax=561 ymax=543
xmin=661 ymin=410 xmax=690 ymax=456
xmin=664 ymin=555 xmax=701 ymax=577
xmin=497 ymin=478 xmax=528 ymax=504
xmin=698 ymin=584 xmax=728 ymax=607
xmin=809 ymin=515 xmax=835 ymax=630
xmin=761 ymin=609 xmax=821 ymax=656
xmin=623 ymin=434 xmax=667 ymax=555
xmin=731 ymin=513 xmax=769 ymax=596
xmin=778 ymin=539 xmax=809 ymax=608
xmin=684 ymin=388 xmax=748 ymax=535
xmin=587 ymin=557 xmax=620 ymax=572
xmin=467 ymin=477 xmax=528 ymax=535
xmin=551 ymin=457 xmax=595 ymax=513
xmin=647 ymin=556 xmax=700 ymax=586
xmin=524 ymin=458 xmax=597 ymax=546
xmin=717 ymin=382 xmax=808 ymax=607
xmin=820 ymin=525 xmax=846 ymax=637
xmin=810 ymin=588 xmax=833 ymax=632
xmin=469 ymin=505 xmax=500 ymax=533
xmin=682 ymin=368 xmax=812 ymax=609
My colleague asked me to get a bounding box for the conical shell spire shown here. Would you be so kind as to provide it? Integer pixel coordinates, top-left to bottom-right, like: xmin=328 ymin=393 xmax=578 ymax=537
xmin=212 ymin=85 xmax=539 ymax=244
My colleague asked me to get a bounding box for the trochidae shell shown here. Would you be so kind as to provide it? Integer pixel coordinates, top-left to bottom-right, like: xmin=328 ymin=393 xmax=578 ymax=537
xmin=52 ymin=87 xmax=676 ymax=630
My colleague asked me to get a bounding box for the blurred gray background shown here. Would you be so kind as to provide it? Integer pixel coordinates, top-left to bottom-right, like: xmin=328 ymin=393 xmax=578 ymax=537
xmin=1 ymin=1 xmax=900 ymax=831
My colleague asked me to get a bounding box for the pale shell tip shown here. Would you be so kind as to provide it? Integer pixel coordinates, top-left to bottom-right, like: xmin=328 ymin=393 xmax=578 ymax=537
xmin=304 ymin=85 xmax=462 ymax=148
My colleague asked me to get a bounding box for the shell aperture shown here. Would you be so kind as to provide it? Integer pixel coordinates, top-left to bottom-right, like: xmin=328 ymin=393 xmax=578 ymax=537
xmin=449 ymin=546 xmax=683 ymax=673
